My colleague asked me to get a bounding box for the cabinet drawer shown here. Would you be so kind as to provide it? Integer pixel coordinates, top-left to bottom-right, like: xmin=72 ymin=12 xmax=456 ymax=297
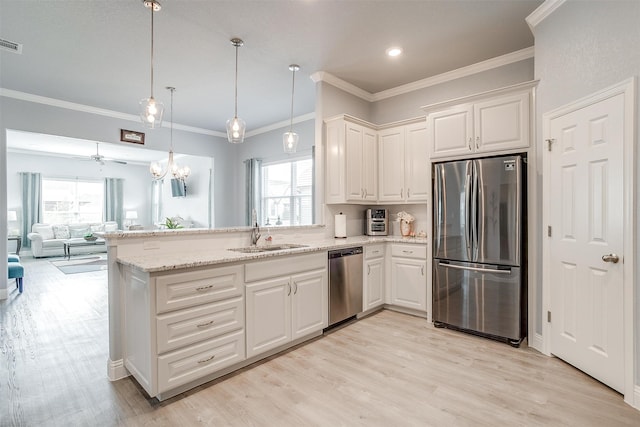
xmin=245 ymin=252 xmax=326 ymax=282
xmin=156 ymin=265 xmax=243 ymax=314
xmin=365 ymin=244 xmax=385 ymax=259
xmin=157 ymin=329 xmax=245 ymax=394
xmin=391 ymin=244 xmax=427 ymax=259
xmin=157 ymin=297 xmax=244 ymax=354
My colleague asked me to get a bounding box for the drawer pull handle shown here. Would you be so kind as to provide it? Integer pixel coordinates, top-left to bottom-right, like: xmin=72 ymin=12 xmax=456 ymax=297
xmin=196 ymin=285 xmax=213 ymax=292
xmin=196 ymin=320 xmax=214 ymax=328
xmin=197 ymin=355 xmax=215 ymax=364
xmin=402 ymin=250 xmax=413 ymax=254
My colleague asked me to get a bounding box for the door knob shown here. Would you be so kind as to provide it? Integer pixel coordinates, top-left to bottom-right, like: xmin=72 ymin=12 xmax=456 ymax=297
xmin=602 ymin=253 xmax=620 ymax=263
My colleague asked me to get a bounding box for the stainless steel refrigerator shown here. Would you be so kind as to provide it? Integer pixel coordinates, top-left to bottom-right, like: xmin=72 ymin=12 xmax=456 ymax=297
xmin=432 ymin=155 xmax=526 ymax=346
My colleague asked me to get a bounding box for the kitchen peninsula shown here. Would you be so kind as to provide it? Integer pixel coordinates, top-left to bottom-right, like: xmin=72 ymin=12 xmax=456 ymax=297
xmin=105 ymin=226 xmax=428 ymax=400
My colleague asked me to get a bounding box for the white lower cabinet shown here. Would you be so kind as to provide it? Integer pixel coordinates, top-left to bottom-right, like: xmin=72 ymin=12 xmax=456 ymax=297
xmin=363 ymin=244 xmax=385 ymax=311
xmin=245 ymin=253 xmax=328 ymax=359
xmin=123 ymin=263 xmax=246 ymax=398
xmin=390 ymin=244 xmax=427 ymax=311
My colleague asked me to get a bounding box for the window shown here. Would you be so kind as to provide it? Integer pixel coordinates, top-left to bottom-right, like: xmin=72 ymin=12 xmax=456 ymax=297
xmin=42 ymin=178 xmax=104 ymax=224
xmin=261 ymin=157 xmax=313 ymax=226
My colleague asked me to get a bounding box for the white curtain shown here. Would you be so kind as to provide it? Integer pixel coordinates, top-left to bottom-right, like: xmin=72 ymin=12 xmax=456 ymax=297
xmin=245 ymin=158 xmax=262 ymax=226
xmin=104 ymin=177 xmax=124 ymax=229
xmin=20 ymin=172 xmax=41 ymax=247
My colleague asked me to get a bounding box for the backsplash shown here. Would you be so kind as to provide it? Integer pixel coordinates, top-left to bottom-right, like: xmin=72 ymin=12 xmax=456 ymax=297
xmin=325 ymin=204 xmax=428 ymax=238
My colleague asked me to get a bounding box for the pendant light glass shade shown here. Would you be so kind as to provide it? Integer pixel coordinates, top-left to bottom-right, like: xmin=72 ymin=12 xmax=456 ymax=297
xmin=227 ymin=38 xmax=246 ymax=144
xmin=150 ymin=87 xmax=190 ymax=180
xmin=226 ymin=116 xmax=246 ymax=144
xmin=283 ymin=64 xmax=300 ymax=153
xmin=283 ymin=131 xmax=299 ymax=154
xmin=139 ymin=0 xmax=164 ymax=129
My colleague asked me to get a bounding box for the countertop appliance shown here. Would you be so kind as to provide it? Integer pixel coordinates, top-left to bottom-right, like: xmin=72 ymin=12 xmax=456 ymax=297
xmin=365 ymin=208 xmax=388 ymax=236
xmin=432 ymin=155 xmax=526 ymax=346
xmin=328 ymin=247 xmax=363 ymax=326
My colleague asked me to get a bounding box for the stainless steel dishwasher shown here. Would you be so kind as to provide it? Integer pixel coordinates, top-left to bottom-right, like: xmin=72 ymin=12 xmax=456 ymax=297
xmin=328 ymin=246 xmax=363 ymax=326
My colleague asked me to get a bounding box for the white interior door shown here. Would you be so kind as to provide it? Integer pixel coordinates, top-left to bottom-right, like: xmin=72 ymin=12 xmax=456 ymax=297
xmin=548 ymin=93 xmax=624 ymax=393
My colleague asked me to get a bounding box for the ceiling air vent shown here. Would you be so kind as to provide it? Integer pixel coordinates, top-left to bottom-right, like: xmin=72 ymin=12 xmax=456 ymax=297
xmin=0 ymin=38 xmax=23 ymax=54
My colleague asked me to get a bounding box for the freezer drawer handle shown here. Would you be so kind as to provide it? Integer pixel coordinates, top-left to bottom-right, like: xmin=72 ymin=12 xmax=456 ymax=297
xmin=439 ymin=263 xmax=512 ymax=274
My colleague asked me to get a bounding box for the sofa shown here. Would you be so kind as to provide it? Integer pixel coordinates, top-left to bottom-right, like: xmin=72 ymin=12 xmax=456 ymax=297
xmin=27 ymin=222 xmax=118 ymax=258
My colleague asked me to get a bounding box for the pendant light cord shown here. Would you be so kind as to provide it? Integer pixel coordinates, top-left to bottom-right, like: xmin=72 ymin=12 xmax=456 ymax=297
xmin=169 ymin=87 xmax=174 ymax=151
xmin=289 ymin=67 xmax=296 ymax=132
xmin=150 ymin=6 xmax=155 ymax=99
xmin=234 ymin=43 xmax=239 ymax=118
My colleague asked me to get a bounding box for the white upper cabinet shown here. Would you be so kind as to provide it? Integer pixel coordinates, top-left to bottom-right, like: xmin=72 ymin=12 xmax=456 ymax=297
xmin=345 ymin=122 xmax=378 ymax=202
xmin=378 ymin=121 xmax=429 ymax=203
xmin=427 ymin=89 xmax=531 ymax=159
xmin=378 ymin=127 xmax=405 ymax=202
xmin=404 ymin=122 xmax=429 ymax=202
xmin=326 ymin=116 xmax=377 ymax=204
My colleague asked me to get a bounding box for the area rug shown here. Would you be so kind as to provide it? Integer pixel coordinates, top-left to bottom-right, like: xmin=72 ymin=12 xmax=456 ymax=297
xmin=50 ymin=256 xmax=107 ymax=274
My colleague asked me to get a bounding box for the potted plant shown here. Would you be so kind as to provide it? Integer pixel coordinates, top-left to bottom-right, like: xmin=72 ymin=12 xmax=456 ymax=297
xmin=164 ymin=217 xmax=183 ymax=229
xmin=83 ymin=232 xmax=98 ymax=241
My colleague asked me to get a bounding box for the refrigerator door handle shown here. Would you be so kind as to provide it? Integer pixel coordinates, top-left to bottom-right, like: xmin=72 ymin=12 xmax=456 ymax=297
xmin=471 ymin=160 xmax=480 ymax=261
xmin=439 ymin=262 xmax=512 ymax=275
xmin=464 ymin=162 xmax=473 ymax=259
xmin=434 ymin=165 xmax=442 ymax=252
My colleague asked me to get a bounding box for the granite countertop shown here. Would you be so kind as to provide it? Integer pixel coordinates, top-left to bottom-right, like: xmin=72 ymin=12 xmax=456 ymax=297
xmin=116 ymin=235 xmax=428 ymax=273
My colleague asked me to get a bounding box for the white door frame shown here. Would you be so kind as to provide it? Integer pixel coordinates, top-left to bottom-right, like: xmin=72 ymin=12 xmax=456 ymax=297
xmin=542 ymin=78 xmax=636 ymax=406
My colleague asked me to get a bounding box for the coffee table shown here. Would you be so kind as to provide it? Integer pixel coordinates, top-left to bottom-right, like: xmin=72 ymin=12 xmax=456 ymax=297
xmin=63 ymin=239 xmax=106 ymax=260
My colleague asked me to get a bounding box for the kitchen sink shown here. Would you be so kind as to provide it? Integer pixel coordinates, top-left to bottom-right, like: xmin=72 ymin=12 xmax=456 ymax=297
xmin=229 ymin=244 xmax=308 ymax=253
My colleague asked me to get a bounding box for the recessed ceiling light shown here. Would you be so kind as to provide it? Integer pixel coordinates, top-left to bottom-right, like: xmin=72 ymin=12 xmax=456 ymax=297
xmin=386 ymin=47 xmax=403 ymax=57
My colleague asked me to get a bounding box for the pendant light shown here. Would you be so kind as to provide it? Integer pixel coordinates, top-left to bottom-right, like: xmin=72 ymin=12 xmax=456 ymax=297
xmin=226 ymin=38 xmax=246 ymax=144
xmin=139 ymin=0 xmax=164 ymax=128
xmin=150 ymin=87 xmax=190 ymax=180
xmin=283 ymin=64 xmax=300 ymax=153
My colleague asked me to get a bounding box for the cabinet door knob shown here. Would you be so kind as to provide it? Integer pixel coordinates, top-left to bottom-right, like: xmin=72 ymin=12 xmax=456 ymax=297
xmin=475 ymin=136 xmax=480 ymax=150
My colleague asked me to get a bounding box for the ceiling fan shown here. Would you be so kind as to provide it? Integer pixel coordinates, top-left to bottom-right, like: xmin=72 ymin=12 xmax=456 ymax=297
xmin=76 ymin=142 xmax=127 ymax=165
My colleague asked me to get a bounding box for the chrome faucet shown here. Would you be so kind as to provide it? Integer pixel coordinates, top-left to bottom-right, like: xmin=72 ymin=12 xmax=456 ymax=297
xmin=250 ymin=209 xmax=261 ymax=246
xmin=251 ymin=224 xmax=261 ymax=246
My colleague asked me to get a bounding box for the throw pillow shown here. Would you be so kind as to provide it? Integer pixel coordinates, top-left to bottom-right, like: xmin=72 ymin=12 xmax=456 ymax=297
xmin=90 ymin=224 xmax=105 ymax=233
xmin=52 ymin=225 xmax=70 ymax=239
xmin=69 ymin=225 xmax=90 ymax=238
xmin=33 ymin=224 xmax=55 ymax=240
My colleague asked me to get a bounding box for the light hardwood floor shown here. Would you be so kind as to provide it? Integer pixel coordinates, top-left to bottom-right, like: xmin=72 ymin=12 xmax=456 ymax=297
xmin=2 ymin=256 xmax=640 ymax=426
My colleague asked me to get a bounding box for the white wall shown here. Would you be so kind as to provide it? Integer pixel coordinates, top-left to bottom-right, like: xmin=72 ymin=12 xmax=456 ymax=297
xmin=7 ymin=151 xmax=152 ymax=230
xmin=531 ymin=0 xmax=640 ymax=391
xmin=159 ymin=154 xmax=213 ymax=228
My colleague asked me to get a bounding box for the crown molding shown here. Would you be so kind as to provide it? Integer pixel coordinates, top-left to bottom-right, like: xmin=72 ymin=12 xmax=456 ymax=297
xmin=0 ymin=88 xmax=227 ymax=138
xmin=245 ymin=112 xmax=315 ymax=138
xmin=526 ymin=0 xmax=567 ymax=31
xmin=374 ymin=47 xmax=534 ymax=101
xmin=311 ymin=47 xmax=534 ymax=103
xmin=310 ymin=71 xmax=375 ymax=102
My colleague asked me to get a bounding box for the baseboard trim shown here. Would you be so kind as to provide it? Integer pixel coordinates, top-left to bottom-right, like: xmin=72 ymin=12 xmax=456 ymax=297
xmin=107 ymin=358 xmax=128 ymax=381
xmin=0 ymin=287 xmax=7 ymax=300
xmin=529 ymin=332 xmax=545 ymax=354
xmin=629 ymin=385 xmax=640 ymax=410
